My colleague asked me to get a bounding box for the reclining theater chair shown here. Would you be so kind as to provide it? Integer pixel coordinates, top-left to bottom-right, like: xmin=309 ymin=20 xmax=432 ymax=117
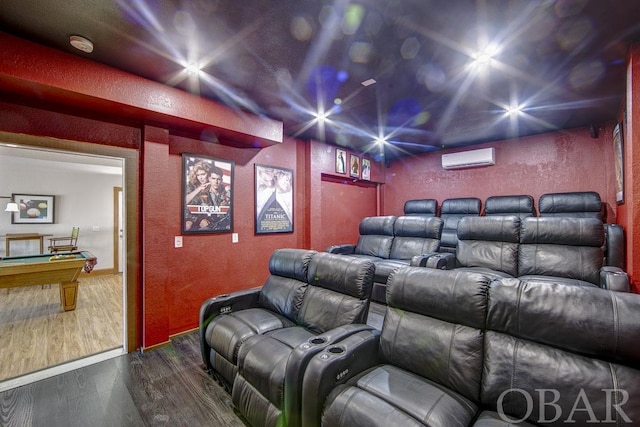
xmin=539 ymin=190 xmax=626 ymax=270
xmin=301 ymin=268 xmax=493 ymax=427
xmin=438 ymin=197 xmax=481 ymax=254
xmin=326 ymin=216 xmax=396 ymax=260
xmin=200 ymin=248 xmax=375 ymax=427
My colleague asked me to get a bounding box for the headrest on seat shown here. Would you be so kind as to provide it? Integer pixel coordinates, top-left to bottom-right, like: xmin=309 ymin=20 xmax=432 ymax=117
xmin=487 ymin=279 xmax=640 ymax=366
xmin=458 ymin=216 xmax=520 ymax=243
xmin=268 ymin=248 xmax=317 ymax=282
xmin=520 ymin=217 xmax=604 ymax=247
xmin=403 ymin=199 xmax=437 ymax=216
xmin=386 ymin=267 xmax=491 ymax=329
xmin=359 ymin=216 xmax=396 ymax=236
xmin=538 ymin=191 xmax=603 ymax=220
xmin=484 ymin=195 xmax=535 ymax=217
xmin=307 ymin=252 xmax=374 ymax=299
xmin=393 ymin=216 xmax=443 ymax=238
xmin=440 ymin=197 xmax=482 ymax=215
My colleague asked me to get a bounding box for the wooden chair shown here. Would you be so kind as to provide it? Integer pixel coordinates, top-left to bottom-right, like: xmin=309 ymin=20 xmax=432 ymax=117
xmin=48 ymin=227 xmax=80 ymax=253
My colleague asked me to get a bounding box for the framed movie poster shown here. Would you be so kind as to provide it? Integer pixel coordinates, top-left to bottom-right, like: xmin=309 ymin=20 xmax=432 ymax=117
xmin=336 ymin=149 xmax=346 ymax=174
xmin=11 ymin=194 xmax=55 ymax=224
xmin=613 ymin=122 xmax=624 ymax=204
xmin=349 ymin=154 xmax=360 ymax=178
xmin=255 ymin=164 xmax=293 ymax=234
xmin=361 ymin=158 xmax=371 ymax=180
xmin=182 ymin=154 xmax=234 ymax=234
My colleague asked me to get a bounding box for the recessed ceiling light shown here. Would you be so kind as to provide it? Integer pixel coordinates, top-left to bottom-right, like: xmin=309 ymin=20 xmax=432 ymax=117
xmin=361 ymin=78 xmax=376 ymax=87
xmin=69 ymin=35 xmax=94 ymax=53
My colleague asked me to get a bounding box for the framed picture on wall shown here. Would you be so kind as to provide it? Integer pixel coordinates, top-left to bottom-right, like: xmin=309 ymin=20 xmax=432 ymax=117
xmin=255 ymin=164 xmax=293 ymax=234
xmin=349 ymin=154 xmax=360 ymax=178
xmin=11 ymin=194 xmax=55 ymax=224
xmin=336 ymin=149 xmax=347 ymax=174
xmin=182 ymin=154 xmax=234 ymax=234
xmin=613 ymin=122 xmax=624 ymax=204
xmin=361 ymin=158 xmax=371 ymax=180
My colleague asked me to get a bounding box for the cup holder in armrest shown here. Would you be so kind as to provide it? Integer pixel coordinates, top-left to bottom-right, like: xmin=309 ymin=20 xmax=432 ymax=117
xmin=327 ymin=346 xmax=344 ymax=354
xmin=310 ymin=337 xmax=327 ymax=345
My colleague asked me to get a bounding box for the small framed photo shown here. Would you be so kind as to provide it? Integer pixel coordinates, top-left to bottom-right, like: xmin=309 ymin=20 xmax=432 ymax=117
xmin=255 ymin=164 xmax=293 ymax=234
xmin=361 ymin=158 xmax=371 ymax=180
xmin=349 ymin=154 xmax=360 ymax=178
xmin=182 ymin=154 xmax=234 ymax=234
xmin=613 ymin=122 xmax=624 ymax=204
xmin=336 ymin=149 xmax=347 ymax=174
xmin=11 ymin=194 xmax=55 ymax=224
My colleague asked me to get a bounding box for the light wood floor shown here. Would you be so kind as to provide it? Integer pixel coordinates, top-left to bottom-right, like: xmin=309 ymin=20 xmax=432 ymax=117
xmin=0 ymin=273 xmax=123 ymax=381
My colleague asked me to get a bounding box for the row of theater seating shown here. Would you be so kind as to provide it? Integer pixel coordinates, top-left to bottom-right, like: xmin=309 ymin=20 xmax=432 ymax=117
xmin=327 ymin=191 xmax=628 ymax=302
xmin=402 ymin=191 xmax=609 ymax=253
xmin=199 ymin=249 xmax=640 ymax=426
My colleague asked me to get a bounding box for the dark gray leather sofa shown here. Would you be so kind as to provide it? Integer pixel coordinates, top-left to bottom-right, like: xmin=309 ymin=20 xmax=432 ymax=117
xmin=327 ymin=215 xmax=443 ymax=303
xmin=435 ymin=215 xmax=630 ymax=291
xmin=200 ymin=248 xmax=375 ymax=427
xmin=301 ymin=268 xmax=640 ymax=426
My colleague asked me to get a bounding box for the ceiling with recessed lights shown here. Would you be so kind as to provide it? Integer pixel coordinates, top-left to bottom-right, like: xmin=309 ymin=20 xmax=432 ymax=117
xmin=1 ymin=0 xmax=639 ymax=161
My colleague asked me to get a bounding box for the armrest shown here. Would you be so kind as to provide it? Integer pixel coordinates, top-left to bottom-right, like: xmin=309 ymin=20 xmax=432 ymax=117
xmin=301 ymin=328 xmax=381 ymax=427
xmin=411 ymin=252 xmax=455 ymax=269
xmin=198 ymin=287 xmax=261 ymax=369
xmin=326 ymin=244 xmax=356 ymax=255
xmin=600 ymin=267 xmax=630 ymax=292
xmin=284 ymin=324 xmax=377 ymax=427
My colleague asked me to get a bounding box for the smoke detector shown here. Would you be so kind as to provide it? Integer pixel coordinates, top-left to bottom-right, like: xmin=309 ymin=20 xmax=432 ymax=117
xmin=69 ymin=35 xmax=94 ymax=53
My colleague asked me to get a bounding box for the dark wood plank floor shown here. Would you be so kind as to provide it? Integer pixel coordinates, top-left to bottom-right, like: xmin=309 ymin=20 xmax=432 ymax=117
xmin=0 ymin=302 xmax=387 ymax=427
xmin=0 ymin=333 xmax=247 ymax=427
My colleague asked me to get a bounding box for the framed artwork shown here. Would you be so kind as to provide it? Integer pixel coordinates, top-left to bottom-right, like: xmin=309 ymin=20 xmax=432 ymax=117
xmin=613 ymin=122 xmax=624 ymax=204
xmin=255 ymin=164 xmax=293 ymax=234
xmin=361 ymin=158 xmax=371 ymax=180
xmin=335 ymin=149 xmax=347 ymax=174
xmin=11 ymin=194 xmax=55 ymax=224
xmin=182 ymin=154 xmax=234 ymax=234
xmin=349 ymin=154 xmax=360 ymax=178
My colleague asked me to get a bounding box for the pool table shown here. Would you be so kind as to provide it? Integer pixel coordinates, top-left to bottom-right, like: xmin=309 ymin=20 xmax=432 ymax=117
xmin=0 ymin=251 xmax=97 ymax=311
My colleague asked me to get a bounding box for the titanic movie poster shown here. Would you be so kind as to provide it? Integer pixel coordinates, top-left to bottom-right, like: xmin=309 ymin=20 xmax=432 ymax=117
xmin=255 ymin=164 xmax=293 ymax=234
xmin=182 ymin=154 xmax=234 ymax=234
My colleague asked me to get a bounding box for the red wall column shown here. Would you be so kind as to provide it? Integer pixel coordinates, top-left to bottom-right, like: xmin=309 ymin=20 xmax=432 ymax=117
xmin=142 ymin=126 xmax=172 ymax=348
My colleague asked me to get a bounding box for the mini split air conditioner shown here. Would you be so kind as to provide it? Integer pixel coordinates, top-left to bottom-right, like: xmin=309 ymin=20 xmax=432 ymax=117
xmin=441 ymin=147 xmax=495 ymax=170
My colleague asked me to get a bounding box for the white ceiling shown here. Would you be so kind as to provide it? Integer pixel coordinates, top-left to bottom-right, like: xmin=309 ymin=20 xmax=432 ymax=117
xmin=0 ymin=144 xmax=123 ymax=176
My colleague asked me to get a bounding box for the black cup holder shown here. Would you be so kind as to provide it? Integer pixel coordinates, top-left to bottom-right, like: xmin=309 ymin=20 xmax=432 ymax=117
xmin=310 ymin=337 xmax=326 ymax=345
xmin=328 ymin=346 xmax=344 ymax=354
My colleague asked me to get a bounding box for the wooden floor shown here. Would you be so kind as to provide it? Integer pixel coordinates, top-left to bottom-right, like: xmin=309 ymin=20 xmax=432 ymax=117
xmin=0 ymin=333 xmax=247 ymax=427
xmin=0 ymin=302 xmax=387 ymax=426
xmin=0 ymin=273 xmax=123 ymax=381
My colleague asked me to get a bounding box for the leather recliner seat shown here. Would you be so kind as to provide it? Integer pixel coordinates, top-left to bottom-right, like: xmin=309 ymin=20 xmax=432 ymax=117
xmin=200 ymin=248 xmax=317 ymax=390
xmin=439 ymin=197 xmax=482 ymax=254
xmin=229 ymin=251 xmax=375 ymax=427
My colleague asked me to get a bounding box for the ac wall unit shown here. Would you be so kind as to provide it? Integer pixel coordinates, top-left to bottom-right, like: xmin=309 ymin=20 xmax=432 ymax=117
xmin=441 ymin=147 xmax=495 ymax=170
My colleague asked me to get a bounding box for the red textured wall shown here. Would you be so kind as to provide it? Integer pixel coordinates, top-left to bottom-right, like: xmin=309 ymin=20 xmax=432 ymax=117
xmin=384 ymin=126 xmax=618 ymax=220
xmin=621 ymin=44 xmax=640 ymax=292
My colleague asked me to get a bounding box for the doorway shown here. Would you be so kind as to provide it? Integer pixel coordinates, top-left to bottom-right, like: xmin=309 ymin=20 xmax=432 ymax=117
xmin=0 ymin=142 xmax=131 ymax=391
